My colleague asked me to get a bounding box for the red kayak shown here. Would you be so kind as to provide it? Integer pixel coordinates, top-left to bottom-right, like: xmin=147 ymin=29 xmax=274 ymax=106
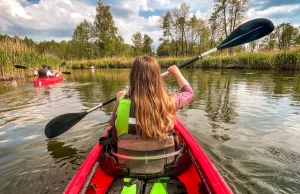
xmin=64 ymin=119 xmax=233 ymax=194
xmin=33 ymin=75 xmax=63 ymax=86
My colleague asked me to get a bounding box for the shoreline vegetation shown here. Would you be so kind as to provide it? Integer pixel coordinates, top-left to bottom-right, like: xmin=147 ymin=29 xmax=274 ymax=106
xmin=69 ymin=49 xmax=300 ymax=70
xmin=0 ymin=36 xmax=60 ymax=81
xmin=1 ymin=48 xmax=300 ymax=81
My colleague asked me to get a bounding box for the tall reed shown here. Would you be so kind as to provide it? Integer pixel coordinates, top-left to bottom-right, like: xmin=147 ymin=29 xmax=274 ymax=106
xmin=0 ymin=36 xmax=60 ymax=80
xmin=67 ymin=49 xmax=300 ymax=70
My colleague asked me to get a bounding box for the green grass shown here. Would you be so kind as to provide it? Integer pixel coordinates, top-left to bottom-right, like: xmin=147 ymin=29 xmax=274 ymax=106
xmin=67 ymin=49 xmax=300 ymax=70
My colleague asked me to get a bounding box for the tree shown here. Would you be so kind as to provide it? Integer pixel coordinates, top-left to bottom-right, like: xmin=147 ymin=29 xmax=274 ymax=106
xmin=213 ymin=0 xmax=249 ymax=38
xmin=211 ymin=0 xmax=249 ymax=54
xmin=72 ymin=19 xmax=93 ymax=59
xmin=131 ymin=32 xmax=143 ymax=55
xmin=249 ymin=41 xmax=257 ymax=52
xmin=156 ymin=41 xmax=171 ymax=57
xmin=142 ymin=34 xmax=153 ymax=55
xmin=259 ymin=33 xmax=276 ymax=51
xmin=173 ymin=3 xmax=190 ymax=56
xmin=160 ymin=11 xmax=178 ymax=56
xmin=294 ymin=27 xmax=300 ymax=45
xmin=197 ymin=20 xmax=211 ymax=54
xmin=23 ymin=36 xmax=36 ymax=50
xmin=209 ymin=10 xmax=220 ymax=49
xmin=186 ymin=15 xmax=198 ymax=56
xmin=94 ymin=0 xmax=118 ymax=57
xmin=274 ymin=23 xmax=297 ymax=50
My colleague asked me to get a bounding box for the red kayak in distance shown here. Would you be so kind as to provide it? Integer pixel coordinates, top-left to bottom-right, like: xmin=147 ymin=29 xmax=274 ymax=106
xmin=64 ymin=119 xmax=233 ymax=194
xmin=33 ymin=74 xmax=63 ymax=86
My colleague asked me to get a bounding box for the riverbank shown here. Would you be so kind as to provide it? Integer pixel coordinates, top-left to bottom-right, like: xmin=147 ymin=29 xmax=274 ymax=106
xmin=1 ymin=49 xmax=300 ymax=81
xmin=68 ymin=49 xmax=300 ymax=70
xmin=0 ymin=37 xmax=61 ymax=81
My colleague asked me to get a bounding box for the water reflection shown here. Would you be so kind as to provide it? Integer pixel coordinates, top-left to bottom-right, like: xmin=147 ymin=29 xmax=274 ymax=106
xmin=65 ymin=69 xmax=129 ymax=114
xmin=47 ymin=140 xmax=77 ymax=159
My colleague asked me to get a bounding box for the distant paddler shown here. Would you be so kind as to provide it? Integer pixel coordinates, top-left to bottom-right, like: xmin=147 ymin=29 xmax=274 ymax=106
xmin=38 ymin=64 xmax=60 ymax=78
xmin=38 ymin=64 xmax=51 ymax=78
xmin=47 ymin=66 xmax=61 ymax=77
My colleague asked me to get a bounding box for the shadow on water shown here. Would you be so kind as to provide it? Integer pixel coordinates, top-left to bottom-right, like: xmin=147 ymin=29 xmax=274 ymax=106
xmin=47 ymin=139 xmax=77 ymax=160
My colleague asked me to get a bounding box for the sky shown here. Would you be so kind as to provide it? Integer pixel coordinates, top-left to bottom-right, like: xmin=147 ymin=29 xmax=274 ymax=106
xmin=0 ymin=0 xmax=299 ymax=46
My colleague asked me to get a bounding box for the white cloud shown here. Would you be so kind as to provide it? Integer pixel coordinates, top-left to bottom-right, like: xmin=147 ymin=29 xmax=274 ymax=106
xmin=112 ymin=1 xmax=161 ymax=45
xmin=0 ymin=0 xmax=215 ymax=43
xmin=194 ymin=10 xmax=209 ymax=20
xmin=111 ymin=0 xmax=213 ymax=45
xmin=0 ymin=0 xmax=95 ymax=39
xmin=247 ymin=4 xmax=300 ymax=24
xmin=114 ymin=14 xmax=161 ymax=45
xmin=1 ymin=0 xmax=299 ymax=45
xmin=248 ymin=4 xmax=300 ymax=17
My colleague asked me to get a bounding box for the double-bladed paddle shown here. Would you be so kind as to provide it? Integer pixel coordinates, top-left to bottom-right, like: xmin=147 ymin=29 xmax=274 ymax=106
xmin=45 ymin=18 xmax=274 ymax=138
xmin=14 ymin=62 xmax=71 ymax=75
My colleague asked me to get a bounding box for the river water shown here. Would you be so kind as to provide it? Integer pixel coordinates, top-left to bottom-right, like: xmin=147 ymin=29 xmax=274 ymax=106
xmin=0 ymin=69 xmax=300 ymax=194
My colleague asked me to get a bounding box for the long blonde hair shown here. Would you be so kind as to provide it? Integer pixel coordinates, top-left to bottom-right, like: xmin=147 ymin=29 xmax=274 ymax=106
xmin=128 ymin=56 xmax=176 ymax=139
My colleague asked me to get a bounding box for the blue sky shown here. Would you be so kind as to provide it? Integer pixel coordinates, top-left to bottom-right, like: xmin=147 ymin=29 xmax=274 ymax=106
xmin=0 ymin=0 xmax=299 ymax=45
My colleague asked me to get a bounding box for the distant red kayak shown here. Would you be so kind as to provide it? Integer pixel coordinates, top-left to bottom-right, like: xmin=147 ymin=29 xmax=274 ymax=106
xmin=33 ymin=75 xmax=63 ymax=86
xmin=64 ymin=119 xmax=232 ymax=194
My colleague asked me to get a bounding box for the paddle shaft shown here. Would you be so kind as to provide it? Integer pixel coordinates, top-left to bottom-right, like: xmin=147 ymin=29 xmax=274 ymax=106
xmin=87 ymin=97 xmax=117 ymax=113
xmin=161 ymin=48 xmax=217 ymax=76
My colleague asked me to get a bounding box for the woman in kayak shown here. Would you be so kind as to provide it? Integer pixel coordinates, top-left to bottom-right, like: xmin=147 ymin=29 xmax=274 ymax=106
xmin=109 ymin=55 xmax=194 ymax=143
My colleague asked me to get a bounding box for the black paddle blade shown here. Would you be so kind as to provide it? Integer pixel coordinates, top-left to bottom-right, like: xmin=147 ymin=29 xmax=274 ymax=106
xmin=60 ymin=61 xmax=66 ymax=67
xmin=45 ymin=112 xmax=87 ymax=138
xmin=218 ymin=18 xmax=274 ymax=50
xmin=14 ymin=65 xmax=28 ymax=69
xmin=61 ymin=72 xmax=71 ymax=75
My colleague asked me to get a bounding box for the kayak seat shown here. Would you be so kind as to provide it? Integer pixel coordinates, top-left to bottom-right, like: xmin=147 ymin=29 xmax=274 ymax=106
xmin=99 ymin=130 xmax=192 ymax=179
xmin=112 ymin=134 xmax=177 ymax=175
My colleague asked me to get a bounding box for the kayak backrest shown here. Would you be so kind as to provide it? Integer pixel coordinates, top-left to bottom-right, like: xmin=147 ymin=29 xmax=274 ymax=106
xmin=115 ymin=134 xmax=176 ymax=175
xmin=38 ymin=69 xmax=48 ymax=78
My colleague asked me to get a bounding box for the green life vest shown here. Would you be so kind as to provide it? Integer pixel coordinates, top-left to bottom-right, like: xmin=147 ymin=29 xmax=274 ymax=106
xmin=115 ymin=98 xmax=135 ymax=137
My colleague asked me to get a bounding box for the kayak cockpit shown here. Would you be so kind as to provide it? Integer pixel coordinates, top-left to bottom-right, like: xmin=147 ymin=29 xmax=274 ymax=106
xmin=64 ymin=120 xmax=232 ymax=194
xmin=69 ymin=129 xmax=206 ymax=194
xmin=84 ymin=160 xmax=203 ymax=193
